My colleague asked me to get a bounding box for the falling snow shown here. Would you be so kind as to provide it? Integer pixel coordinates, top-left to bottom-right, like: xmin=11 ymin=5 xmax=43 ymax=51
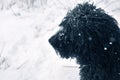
xmin=78 ymin=33 xmax=81 ymax=36
xmin=109 ymin=42 xmax=113 ymax=45
xmin=0 ymin=0 xmax=120 ymax=80
xmin=104 ymin=47 xmax=107 ymax=50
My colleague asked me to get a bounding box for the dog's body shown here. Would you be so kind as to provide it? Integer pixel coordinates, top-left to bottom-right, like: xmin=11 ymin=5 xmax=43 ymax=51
xmin=49 ymin=3 xmax=120 ymax=80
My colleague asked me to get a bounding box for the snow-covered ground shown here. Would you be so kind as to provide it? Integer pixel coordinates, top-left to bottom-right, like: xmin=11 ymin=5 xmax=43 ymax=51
xmin=0 ymin=0 xmax=120 ymax=80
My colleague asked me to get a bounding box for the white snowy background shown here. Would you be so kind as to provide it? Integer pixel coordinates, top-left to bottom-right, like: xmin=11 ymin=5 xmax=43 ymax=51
xmin=0 ymin=0 xmax=120 ymax=80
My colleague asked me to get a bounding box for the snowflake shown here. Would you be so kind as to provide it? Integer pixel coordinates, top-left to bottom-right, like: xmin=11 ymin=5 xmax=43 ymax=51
xmin=78 ymin=33 xmax=81 ymax=36
xmin=109 ymin=42 xmax=112 ymax=45
xmin=104 ymin=47 xmax=107 ymax=50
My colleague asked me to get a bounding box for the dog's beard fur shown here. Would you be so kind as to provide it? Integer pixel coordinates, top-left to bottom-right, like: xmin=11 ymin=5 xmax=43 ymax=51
xmin=49 ymin=2 xmax=120 ymax=80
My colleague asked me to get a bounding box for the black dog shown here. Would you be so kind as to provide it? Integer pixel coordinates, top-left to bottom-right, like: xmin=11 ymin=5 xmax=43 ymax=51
xmin=49 ymin=2 xmax=120 ymax=80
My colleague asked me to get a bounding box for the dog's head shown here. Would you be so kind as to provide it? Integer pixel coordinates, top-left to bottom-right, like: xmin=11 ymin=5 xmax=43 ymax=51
xmin=49 ymin=3 xmax=120 ymax=65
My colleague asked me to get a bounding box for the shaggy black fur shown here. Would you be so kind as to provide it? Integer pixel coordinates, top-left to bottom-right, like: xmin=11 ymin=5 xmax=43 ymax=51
xmin=49 ymin=2 xmax=120 ymax=80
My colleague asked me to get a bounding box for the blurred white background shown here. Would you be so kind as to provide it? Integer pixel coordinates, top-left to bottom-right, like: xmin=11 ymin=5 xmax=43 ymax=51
xmin=0 ymin=0 xmax=120 ymax=80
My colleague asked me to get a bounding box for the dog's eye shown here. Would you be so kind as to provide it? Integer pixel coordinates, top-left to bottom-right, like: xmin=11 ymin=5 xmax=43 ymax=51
xmin=58 ymin=32 xmax=65 ymax=40
xmin=59 ymin=32 xmax=64 ymax=36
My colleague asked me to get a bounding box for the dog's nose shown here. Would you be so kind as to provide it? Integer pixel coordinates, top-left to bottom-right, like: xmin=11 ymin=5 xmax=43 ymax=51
xmin=49 ymin=35 xmax=57 ymax=46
